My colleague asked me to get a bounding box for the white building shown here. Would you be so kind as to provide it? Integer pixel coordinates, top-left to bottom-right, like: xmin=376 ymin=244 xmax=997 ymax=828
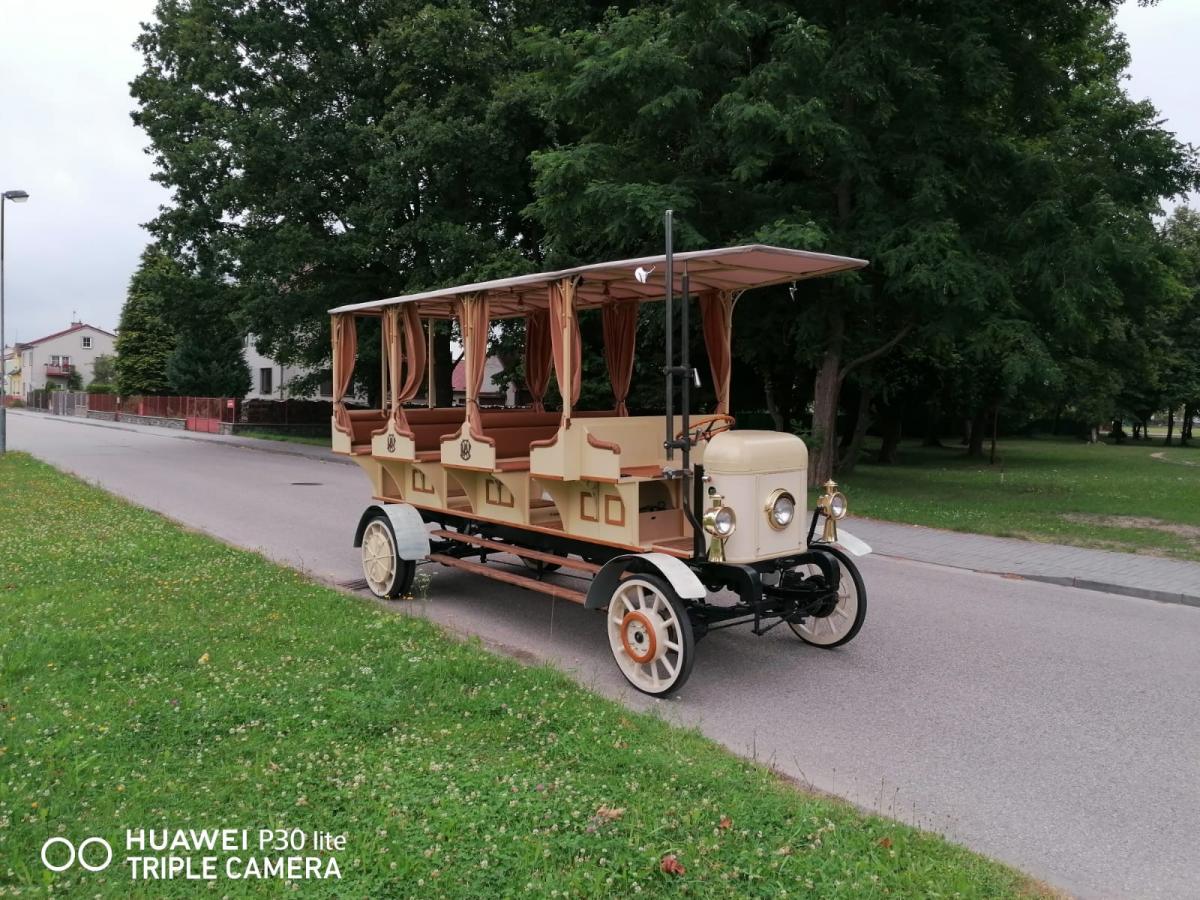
xmin=10 ymin=321 xmax=116 ymax=396
xmin=243 ymin=336 xmax=331 ymax=401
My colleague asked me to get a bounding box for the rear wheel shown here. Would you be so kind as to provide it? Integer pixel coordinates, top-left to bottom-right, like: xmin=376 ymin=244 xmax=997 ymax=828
xmin=607 ymin=575 xmax=695 ymax=696
xmin=360 ymin=516 xmax=416 ymax=599
xmin=787 ymin=547 xmax=867 ymax=648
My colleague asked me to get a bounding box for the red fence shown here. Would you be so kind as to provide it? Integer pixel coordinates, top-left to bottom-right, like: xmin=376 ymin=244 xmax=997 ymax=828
xmin=87 ymin=394 xmax=239 ymax=432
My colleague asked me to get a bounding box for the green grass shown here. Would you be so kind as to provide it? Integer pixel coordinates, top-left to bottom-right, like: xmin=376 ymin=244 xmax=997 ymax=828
xmin=236 ymin=429 xmax=330 ymax=446
xmin=842 ymin=436 xmax=1200 ymax=561
xmin=0 ymin=453 xmax=1040 ymax=897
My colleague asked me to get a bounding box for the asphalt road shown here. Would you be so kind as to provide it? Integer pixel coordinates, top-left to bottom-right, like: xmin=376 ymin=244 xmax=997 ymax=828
xmin=10 ymin=412 xmax=1200 ymax=899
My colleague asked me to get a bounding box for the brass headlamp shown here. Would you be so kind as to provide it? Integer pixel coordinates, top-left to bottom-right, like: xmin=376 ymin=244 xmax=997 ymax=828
xmin=816 ymin=479 xmax=849 ymax=543
xmin=702 ymin=492 xmax=736 ymax=562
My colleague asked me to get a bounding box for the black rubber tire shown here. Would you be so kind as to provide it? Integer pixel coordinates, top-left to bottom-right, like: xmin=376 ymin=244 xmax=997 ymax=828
xmin=607 ymin=573 xmax=696 ymax=697
xmin=788 ymin=545 xmax=867 ymax=649
xmin=361 ymin=514 xmax=416 ymax=600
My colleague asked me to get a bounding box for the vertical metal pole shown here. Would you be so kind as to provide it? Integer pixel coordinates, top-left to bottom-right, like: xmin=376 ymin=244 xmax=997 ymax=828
xmin=680 ymin=268 xmax=690 ymax=472
xmin=663 ymin=209 xmax=674 ymax=460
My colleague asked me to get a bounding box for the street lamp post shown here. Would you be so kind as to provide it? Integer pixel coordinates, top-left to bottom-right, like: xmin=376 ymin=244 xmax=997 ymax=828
xmin=1 ymin=189 xmax=30 ymax=455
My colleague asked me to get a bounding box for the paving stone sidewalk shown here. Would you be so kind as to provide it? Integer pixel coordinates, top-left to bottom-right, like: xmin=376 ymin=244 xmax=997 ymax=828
xmin=847 ymin=517 xmax=1200 ymax=607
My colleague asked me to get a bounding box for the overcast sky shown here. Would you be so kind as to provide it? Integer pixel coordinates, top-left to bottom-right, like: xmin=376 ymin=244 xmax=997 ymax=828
xmin=1 ymin=1 xmax=1197 ymax=348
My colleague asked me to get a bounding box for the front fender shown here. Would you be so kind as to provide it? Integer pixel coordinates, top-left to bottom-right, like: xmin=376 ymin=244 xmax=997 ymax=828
xmin=584 ymin=552 xmax=706 ymax=610
xmin=353 ymin=503 xmax=431 ymax=561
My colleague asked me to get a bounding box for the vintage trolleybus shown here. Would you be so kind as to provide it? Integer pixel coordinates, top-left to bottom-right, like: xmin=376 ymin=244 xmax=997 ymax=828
xmin=330 ymin=217 xmax=873 ymax=695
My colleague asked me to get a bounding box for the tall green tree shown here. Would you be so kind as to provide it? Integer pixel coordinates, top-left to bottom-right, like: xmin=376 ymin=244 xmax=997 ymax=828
xmin=114 ymin=247 xmax=178 ymax=396
xmin=522 ymin=0 xmax=1196 ymax=481
xmin=132 ymin=0 xmax=604 ymax=397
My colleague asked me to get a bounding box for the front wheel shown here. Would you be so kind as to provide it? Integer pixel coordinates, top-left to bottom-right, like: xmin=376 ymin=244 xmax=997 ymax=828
xmin=360 ymin=515 xmax=416 ymax=599
xmin=787 ymin=546 xmax=867 ymax=648
xmin=607 ymin=575 xmax=695 ymax=696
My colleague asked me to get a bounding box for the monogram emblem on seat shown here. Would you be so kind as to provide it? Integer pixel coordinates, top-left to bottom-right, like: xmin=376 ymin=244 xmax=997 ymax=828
xmin=386 ymin=434 xmax=396 ymax=452
xmin=459 ymin=439 xmax=472 ymax=461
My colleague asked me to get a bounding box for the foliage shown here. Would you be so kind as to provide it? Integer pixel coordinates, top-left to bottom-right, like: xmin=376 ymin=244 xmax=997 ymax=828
xmin=114 ymin=247 xmax=178 ymax=396
xmin=91 ymin=354 xmax=116 ymax=385
xmin=131 ymin=0 xmax=1200 ymax=467
xmin=65 ymin=369 xmax=83 ymax=391
xmin=86 ymin=382 xmax=114 ymax=395
xmin=0 ymin=452 xmax=1040 ymax=896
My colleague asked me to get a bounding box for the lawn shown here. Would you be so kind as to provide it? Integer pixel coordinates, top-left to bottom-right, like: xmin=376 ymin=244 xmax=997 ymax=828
xmin=841 ymin=436 xmax=1200 ymax=561
xmin=236 ymin=429 xmax=330 ymax=446
xmin=0 ymin=452 xmax=1040 ymax=897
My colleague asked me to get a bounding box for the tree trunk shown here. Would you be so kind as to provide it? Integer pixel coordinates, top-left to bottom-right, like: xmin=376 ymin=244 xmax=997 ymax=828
xmin=967 ymin=408 xmax=986 ymax=458
xmin=808 ymin=301 xmax=846 ymax=487
xmin=922 ymin=400 xmax=943 ymax=447
xmin=838 ymin=387 xmax=874 ymax=476
xmin=1089 ymin=423 xmax=1100 ymax=444
xmin=1131 ymin=421 xmax=1141 ymax=440
xmin=876 ymin=405 xmax=902 ymax=464
xmin=809 ymin=349 xmax=842 ymax=486
xmin=1164 ymin=408 xmax=1175 ymax=446
xmin=1111 ymin=419 xmax=1126 ymax=444
xmin=763 ymin=372 xmax=796 ymax=434
xmin=432 ymin=322 xmax=452 ymax=407
xmin=988 ymin=405 xmax=999 ymax=465
xmin=1182 ymin=404 xmax=1194 ymax=446
xmin=961 ymin=418 xmax=972 ymax=446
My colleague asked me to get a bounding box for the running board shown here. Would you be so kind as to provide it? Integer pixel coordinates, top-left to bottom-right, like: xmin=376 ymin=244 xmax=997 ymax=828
xmin=430 ymin=529 xmax=602 ymax=574
xmin=427 ymin=553 xmax=587 ymax=604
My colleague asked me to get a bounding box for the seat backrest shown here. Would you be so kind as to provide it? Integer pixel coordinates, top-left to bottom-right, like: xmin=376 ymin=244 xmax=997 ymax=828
xmin=346 ymin=409 xmax=386 ymax=444
xmin=581 ymin=416 xmax=668 ymax=467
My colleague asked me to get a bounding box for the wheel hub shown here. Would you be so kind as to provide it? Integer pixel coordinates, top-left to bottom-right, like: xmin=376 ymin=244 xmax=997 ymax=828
xmin=620 ymin=610 xmax=666 ymax=665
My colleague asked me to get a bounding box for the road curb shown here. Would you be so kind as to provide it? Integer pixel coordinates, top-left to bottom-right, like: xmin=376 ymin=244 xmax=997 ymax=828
xmin=872 ymin=549 xmax=1200 ymax=609
xmin=1018 ymin=574 xmax=1200 ymax=609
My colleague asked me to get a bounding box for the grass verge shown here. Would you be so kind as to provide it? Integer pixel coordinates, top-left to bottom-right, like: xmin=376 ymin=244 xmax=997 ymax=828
xmin=843 ymin=437 xmax=1200 ymax=561
xmin=235 ymin=429 xmax=330 ymax=446
xmin=0 ymin=452 xmax=1041 ymax=897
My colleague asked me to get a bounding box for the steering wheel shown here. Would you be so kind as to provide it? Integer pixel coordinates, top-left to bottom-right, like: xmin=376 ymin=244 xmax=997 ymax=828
xmin=676 ymin=414 xmax=735 ymax=445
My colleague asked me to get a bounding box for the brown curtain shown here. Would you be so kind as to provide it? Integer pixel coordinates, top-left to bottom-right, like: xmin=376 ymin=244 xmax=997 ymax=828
xmin=548 ymin=278 xmax=581 ymax=419
xmin=455 ymin=293 xmax=490 ymax=440
xmin=391 ymin=303 xmax=426 ymax=435
xmin=525 ymin=308 xmax=553 ymax=412
xmin=331 ymin=314 xmax=357 ymax=436
xmin=601 ymin=300 xmax=638 ymax=415
xmin=700 ymin=290 xmax=734 ymax=415
xmin=376 ymin=307 xmax=402 ymax=436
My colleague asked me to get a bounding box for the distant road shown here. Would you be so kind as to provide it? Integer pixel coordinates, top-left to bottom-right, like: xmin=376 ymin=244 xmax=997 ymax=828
xmin=11 ymin=411 xmax=1200 ymax=899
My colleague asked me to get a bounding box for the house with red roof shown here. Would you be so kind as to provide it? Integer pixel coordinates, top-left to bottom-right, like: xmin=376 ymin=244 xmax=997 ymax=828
xmin=7 ymin=320 xmax=116 ymax=397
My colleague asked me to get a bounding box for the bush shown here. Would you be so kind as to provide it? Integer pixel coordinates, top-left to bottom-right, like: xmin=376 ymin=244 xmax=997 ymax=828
xmin=86 ymin=382 xmax=114 ymax=395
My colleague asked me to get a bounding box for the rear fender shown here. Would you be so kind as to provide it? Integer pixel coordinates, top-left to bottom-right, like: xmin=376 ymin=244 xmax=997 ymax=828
xmin=584 ymin=552 xmax=706 ymax=610
xmin=353 ymin=503 xmax=430 ymax=561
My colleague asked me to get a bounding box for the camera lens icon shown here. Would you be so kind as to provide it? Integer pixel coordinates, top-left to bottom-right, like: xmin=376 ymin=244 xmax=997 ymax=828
xmin=41 ymin=836 xmax=113 ymax=872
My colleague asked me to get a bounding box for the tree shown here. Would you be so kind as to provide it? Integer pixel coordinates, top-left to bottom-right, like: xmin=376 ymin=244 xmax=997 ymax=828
xmin=132 ymin=0 xmax=604 ymax=394
xmin=166 ymin=324 xmax=250 ymax=398
xmin=91 ymin=354 xmax=116 ymax=385
xmin=115 ymin=248 xmax=178 ymax=395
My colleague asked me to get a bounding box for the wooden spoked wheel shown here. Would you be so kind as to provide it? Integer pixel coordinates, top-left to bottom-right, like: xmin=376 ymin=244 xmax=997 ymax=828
xmin=785 ymin=546 xmax=867 ymax=648
xmin=676 ymin=414 xmax=735 ymax=444
xmin=607 ymin=575 xmax=695 ymax=696
xmin=360 ymin=516 xmax=416 ymax=599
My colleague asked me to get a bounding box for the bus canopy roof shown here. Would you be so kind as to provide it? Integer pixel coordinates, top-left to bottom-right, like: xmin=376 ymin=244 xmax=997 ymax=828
xmin=328 ymin=244 xmax=867 ymax=319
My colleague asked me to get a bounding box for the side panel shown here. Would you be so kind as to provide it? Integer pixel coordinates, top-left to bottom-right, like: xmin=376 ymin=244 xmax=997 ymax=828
xmin=353 ymin=503 xmax=431 ymax=560
xmin=584 ymin=552 xmax=706 ymax=609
